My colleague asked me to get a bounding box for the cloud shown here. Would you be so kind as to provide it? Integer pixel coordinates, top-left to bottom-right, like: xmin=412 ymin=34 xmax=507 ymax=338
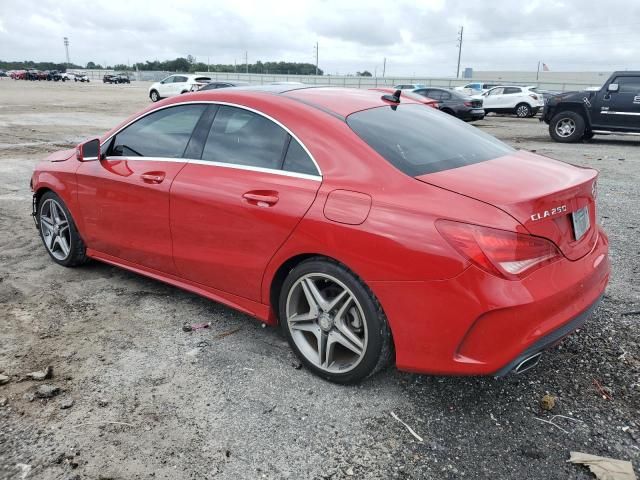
xmin=0 ymin=0 xmax=638 ymax=75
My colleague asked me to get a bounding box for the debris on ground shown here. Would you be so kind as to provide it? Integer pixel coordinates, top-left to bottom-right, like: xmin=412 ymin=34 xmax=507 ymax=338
xmin=540 ymin=393 xmax=557 ymax=411
xmin=60 ymin=398 xmax=75 ymax=409
xmin=593 ymin=379 xmax=614 ymax=400
xmin=568 ymin=452 xmax=637 ymax=480
xmin=214 ymin=326 xmax=243 ymax=339
xmin=34 ymin=384 xmax=61 ymax=399
xmin=182 ymin=321 xmax=211 ymax=332
xmin=0 ymin=374 xmax=10 ymax=385
xmin=0 ymin=397 xmax=7 ymax=407
xmin=24 ymin=365 xmax=53 ymax=381
xmin=390 ymin=411 xmax=424 ymax=442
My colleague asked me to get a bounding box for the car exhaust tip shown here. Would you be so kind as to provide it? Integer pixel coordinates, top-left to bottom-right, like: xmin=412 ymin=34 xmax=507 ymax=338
xmin=514 ymin=352 xmax=542 ymax=374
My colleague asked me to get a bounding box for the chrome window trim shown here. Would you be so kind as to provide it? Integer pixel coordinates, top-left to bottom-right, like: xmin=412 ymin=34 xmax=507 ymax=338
xmin=101 ymin=100 xmax=323 ymax=177
xmin=101 ymin=156 xmax=322 ymax=182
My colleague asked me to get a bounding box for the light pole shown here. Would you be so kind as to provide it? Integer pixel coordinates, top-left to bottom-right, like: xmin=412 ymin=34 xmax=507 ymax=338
xmin=63 ymin=37 xmax=70 ymax=67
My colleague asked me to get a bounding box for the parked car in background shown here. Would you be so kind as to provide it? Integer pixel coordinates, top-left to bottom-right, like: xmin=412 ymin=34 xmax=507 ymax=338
xmin=542 ymin=71 xmax=640 ymax=142
xmin=149 ymin=74 xmax=212 ymax=101
xmin=0 ymin=70 xmax=7 ymax=77
xmin=115 ymin=73 xmax=131 ymax=84
xmin=74 ymin=74 xmax=90 ymax=83
xmin=455 ymin=82 xmax=500 ymax=95
xmin=30 ymin=85 xmax=609 ymax=384
xmin=26 ymin=70 xmax=40 ymax=81
xmin=11 ymin=70 xmax=27 ymax=80
xmin=103 ymin=74 xmax=116 ymax=84
xmin=393 ymin=83 xmax=427 ymax=90
xmin=529 ymin=87 xmax=561 ymax=104
xmin=482 ymin=86 xmax=545 ymax=118
xmin=103 ymin=73 xmax=131 ymax=84
xmin=412 ymin=87 xmax=484 ymax=121
xmin=60 ymin=72 xmax=75 ymax=82
xmin=47 ymin=70 xmax=63 ymax=81
xmin=370 ymin=88 xmax=439 ymax=109
xmin=194 ymin=80 xmax=249 ymax=92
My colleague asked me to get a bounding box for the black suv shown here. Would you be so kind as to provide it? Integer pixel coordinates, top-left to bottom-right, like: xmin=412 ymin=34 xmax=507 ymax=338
xmin=542 ymin=71 xmax=640 ymax=142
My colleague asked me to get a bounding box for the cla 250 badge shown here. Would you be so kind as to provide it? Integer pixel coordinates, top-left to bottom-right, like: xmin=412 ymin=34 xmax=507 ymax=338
xmin=530 ymin=205 xmax=567 ymax=221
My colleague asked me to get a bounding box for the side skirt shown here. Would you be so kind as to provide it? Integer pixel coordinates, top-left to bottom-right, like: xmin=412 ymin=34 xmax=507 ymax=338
xmin=86 ymin=248 xmax=274 ymax=324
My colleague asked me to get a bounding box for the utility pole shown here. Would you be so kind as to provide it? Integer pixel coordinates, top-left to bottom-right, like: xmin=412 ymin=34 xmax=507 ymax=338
xmin=536 ymin=60 xmax=541 ymax=81
xmin=315 ymin=42 xmax=319 ymax=75
xmin=207 ymin=56 xmax=210 ymax=72
xmin=382 ymin=57 xmax=386 ymax=77
xmin=245 ymin=51 xmax=248 ymax=74
xmin=456 ymin=26 xmax=464 ymax=79
xmin=63 ymin=37 xmax=70 ymax=66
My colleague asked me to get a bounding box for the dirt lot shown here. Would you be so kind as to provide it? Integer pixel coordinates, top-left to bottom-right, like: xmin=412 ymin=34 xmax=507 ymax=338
xmin=0 ymin=79 xmax=638 ymax=480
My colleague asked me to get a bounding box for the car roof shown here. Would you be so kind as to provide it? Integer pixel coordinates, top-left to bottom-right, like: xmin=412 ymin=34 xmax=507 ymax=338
xmin=189 ymin=85 xmax=424 ymax=118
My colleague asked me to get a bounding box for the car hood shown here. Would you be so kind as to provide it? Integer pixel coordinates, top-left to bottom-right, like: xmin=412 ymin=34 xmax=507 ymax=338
xmin=46 ymin=148 xmax=75 ymax=162
xmin=415 ymin=150 xmax=598 ymax=260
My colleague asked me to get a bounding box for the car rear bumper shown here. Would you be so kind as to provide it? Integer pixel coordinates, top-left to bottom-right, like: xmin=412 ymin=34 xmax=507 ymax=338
xmin=461 ymin=108 xmax=485 ymax=120
xmin=369 ymin=226 xmax=610 ymax=375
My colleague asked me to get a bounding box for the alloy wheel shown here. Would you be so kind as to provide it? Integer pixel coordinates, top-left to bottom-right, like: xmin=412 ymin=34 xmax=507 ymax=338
xmin=516 ymin=105 xmax=530 ymax=117
xmin=555 ymin=118 xmax=576 ymax=138
xmin=39 ymin=199 xmax=71 ymax=261
xmin=286 ymin=273 xmax=368 ymax=374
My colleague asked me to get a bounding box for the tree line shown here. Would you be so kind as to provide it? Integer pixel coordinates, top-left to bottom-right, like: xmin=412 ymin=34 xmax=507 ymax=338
xmin=1 ymin=57 xmax=323 ymax=75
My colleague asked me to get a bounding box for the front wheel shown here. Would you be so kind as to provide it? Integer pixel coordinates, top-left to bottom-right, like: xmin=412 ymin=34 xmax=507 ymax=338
xmin=149 ymin=90 xmax=160 ymax=102
xmin=515 ymin=103 xmax=532 ymax=118
xmin=549 ymin=111 xmax=585 ymax=143
xmin=37 ymin=192 xmax=88 ymax=267
xmin=279 ymin=258 xmax=393 ymax=384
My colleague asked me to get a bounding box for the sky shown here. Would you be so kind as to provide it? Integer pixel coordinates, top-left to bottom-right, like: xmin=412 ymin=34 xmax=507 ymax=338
xmin=1 ymin=0 xmax=639 ymax=76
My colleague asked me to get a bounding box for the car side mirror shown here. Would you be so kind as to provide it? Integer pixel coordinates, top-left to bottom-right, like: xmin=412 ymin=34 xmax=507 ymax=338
xmin=608 ymin=83 xmax=619 ymax=92
xmin=76 ymin=138 xmax=100 ymax=161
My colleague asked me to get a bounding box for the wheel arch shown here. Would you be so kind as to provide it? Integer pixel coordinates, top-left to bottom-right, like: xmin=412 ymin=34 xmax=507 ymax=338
xmin=551 ymin=103 xmax=592 ymax=127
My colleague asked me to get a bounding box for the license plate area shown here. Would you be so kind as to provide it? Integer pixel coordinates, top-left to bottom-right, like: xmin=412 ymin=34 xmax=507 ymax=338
xmin=571 ymin=206 xmax=590 ymax=241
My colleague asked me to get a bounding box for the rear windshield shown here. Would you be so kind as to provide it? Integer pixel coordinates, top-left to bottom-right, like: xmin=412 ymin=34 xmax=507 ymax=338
xmin=347 ymin=104 xmax=514 ymax=176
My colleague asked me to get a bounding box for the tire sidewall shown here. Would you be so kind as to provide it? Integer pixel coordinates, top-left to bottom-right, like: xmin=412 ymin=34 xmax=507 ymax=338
xmin=150 ymin=90 xmax=159 ymax=102
xmin=37 ymin=192 xmax=85 ymax=267
xmin=279 ymin=259 xmax=388 ymax=384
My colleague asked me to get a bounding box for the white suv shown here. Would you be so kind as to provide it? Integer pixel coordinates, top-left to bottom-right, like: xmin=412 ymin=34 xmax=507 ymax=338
xmin=481 ymin=86 xmax=545 ymax=118
xmin=149 ymin=74 xmax=212 ymax=102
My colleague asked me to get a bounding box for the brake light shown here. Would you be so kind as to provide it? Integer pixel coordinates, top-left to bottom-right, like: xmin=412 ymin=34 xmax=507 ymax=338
xmin=529 ymin=94 xmax=539 ymax=100
xmin=464 ymin=101 xmax=472 ymax=107
xmin=436 ymin=220 xmax=562 ymax=280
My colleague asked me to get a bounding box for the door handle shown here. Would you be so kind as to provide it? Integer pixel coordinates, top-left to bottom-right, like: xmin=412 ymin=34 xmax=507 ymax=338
xmin=141 ymin=172 xmax=165 ymax=184
xmin=242 ymin=191 xmax=279 ymax=207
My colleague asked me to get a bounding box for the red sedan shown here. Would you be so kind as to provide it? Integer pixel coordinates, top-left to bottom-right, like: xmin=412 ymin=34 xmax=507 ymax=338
xmin=31 ymin=85 xmax=609 ymax=384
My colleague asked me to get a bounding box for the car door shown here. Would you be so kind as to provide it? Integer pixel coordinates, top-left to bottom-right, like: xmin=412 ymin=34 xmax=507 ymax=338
xmin=172 ymin=75 xmax=188 ymax=95
xmin=599 ymin=75 xmax=640 ymax=129
xmin=502 ymin=87 xmax=523 ymax=109
xmin=483 ymin=87 xmax=504 ymax=110
xmin=170 ymin=104 xmax=322 ymax=302
xmin=76 ymin=104 xmax=207 ymax=273
xmin=157 ymin=76 xmax=175 ymax=97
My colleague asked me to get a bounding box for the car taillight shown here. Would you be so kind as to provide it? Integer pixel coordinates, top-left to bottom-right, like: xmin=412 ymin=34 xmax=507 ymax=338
xmin=436 ymin=220 xmax=562 ymax=280
xmin=529 ymin=94 xmax=539 ymax=100
xmin=464 ymin=101 xmax=472 ymax=107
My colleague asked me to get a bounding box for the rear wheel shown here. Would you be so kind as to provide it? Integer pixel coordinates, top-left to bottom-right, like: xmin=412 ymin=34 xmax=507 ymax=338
xmin=37 ymin=192 xmax=87 ymax=267
xmin=150 ymin=90 xmax=160 ymax=102
xmin=515 ymin=103 xmax=531 ymax=118
xmin=279 ymin=258 xmax=393 ymax=384
xmin=549 ymin=111 xmax=585 ymax=143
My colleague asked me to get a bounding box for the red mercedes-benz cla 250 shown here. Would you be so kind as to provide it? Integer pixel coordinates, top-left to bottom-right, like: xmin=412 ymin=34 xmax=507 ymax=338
xmin=31 ymin=86 xmax=609 ymax=384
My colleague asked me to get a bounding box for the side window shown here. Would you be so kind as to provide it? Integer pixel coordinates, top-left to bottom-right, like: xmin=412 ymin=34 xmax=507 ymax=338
xmin=425 ymin=90 xmax=442 ymax=100
xmin=440 ymin=91 xmax=451 ymax=100
xmin=201 ymin=106 xmax=288 ymax=170
xmin=488 ymin=88 xmax=504 ymax=96
xmin=109 ymin=105 xmax=205 ymax=158
xmin=174 ymin=76 xmax=188 ymax=83
xmin=282 ymin=138 xmax=319 ymax=176
xmin=615 ymin=77 xmax=640 ymax=93
xmin=162 ymin=76 xmax=175 ymax=84
xmin=503 ymin=87 xmax=522 ymax=94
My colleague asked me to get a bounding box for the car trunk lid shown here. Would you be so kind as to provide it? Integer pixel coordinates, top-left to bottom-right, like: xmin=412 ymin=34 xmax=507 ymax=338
xmin=416 ymin=150 xmax=598 ymax=260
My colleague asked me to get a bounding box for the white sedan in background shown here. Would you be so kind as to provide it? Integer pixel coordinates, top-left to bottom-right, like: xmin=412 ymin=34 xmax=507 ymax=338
xmin=148 ymin=74 xmax=212 ymax=102
xmin=481 ymin=85 xmax=545 ymax=118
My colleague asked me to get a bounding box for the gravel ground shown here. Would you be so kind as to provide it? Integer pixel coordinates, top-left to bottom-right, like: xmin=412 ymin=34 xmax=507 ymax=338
xmin=0 ymin=80 xmax=638 ymax=480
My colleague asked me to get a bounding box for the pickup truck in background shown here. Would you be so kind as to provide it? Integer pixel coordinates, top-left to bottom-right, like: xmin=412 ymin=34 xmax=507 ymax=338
xmin=542 ymin=71 xmax=640 ymax=142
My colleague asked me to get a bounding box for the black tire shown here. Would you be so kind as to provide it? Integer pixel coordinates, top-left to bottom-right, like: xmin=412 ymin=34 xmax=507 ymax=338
xmin=279 ymin=257 xmax=393 ymax=384
xmin=515 ymin=103 xmax=532 ymax=118
xmin=37 ymin=191 xmax=88 ymax=267
xmin=441 ymin=108 xmax=455 ymax=116
xmin=549 ymin=111 xmax=586 ymax=143
xmin=150 ymin=90 xmax=160 ymax=102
